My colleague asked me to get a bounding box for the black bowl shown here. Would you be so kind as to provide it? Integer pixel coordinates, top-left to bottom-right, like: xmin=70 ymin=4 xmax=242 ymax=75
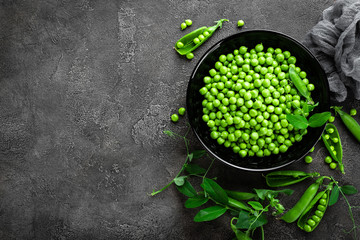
xmin=186 ymin=30 xmax=330 ymax=172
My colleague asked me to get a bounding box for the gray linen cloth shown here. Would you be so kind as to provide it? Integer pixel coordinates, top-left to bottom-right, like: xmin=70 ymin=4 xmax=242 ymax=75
xmin=303 ymin=0 xmax=360 ymax=102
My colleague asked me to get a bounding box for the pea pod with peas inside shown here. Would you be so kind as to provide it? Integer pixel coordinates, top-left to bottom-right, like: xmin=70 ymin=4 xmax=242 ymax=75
xmin=265 ymin=170 xmax=320 ymax=187
xmin=322 ymin=123 xmax=344 ymax=174
xmin=333 ymin=106 xmax=360 ymax=142
xmin=281 ymin=176 xmax=326 ymax=223
xmin=174 ymin=19 xmax=229 ymax=56
xmin=297 ymin=183 xmax=333 ymax=232
xmin=289 ymin=67 xmax=312 ymax=102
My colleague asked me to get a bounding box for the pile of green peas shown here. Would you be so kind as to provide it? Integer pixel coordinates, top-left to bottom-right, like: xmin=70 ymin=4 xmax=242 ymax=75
xmin=199 ymin=43 xmax=315 ymax=157
xmin=303 ymin=192 xmax=328 ymax=232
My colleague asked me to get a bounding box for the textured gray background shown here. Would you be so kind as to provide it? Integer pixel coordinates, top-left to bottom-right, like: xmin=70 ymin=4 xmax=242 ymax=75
xmin=1 ymin=0 xmax=360 ymax=239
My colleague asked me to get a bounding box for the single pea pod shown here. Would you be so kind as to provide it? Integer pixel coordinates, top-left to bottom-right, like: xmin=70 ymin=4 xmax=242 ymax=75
xmin=297 ymin=183 xmax=333 ymax=232
xmin=174 ymin=19 xmax=229 ymax=56
xmin=321 ymin=123 xmax=344 ymax=174
xmin=289 ymin=67 xmax=311 ymax=101
xmin=225 ymin=190 xmax=257 ymax=201
xmin=265 ymin=170 xmax=320 ymax=187
xmin=281 ymin=176 xmax=325 ymax=223
xmin=333 ymin=106 xmax=360 ymax=142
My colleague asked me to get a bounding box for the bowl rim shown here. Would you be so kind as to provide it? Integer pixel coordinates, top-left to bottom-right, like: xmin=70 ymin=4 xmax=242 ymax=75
xmin=186 ymin=29 xmax=329 ymax=172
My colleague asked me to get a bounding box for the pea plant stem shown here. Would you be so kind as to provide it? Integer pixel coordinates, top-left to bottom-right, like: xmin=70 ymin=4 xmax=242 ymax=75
xmin=331 ymin=177 xmax=358 ymax=239
xmin=151 ymin=129 xmax=191 ymax=196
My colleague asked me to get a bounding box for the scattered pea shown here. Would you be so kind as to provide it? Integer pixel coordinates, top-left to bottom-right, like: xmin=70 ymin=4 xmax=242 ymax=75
xmin=181 ymin=22 xmax=187 ymax=30
xmin=237 ymin=20 xmax=245 ymax=27
xmin=350 ymin=108 xmax=357 ymax=116
xmin=309 ymin=146 xmax=315 ymax=153
xmin=324 ymin=156 xmax=332 ymax=164
xmin=304 ymin=156 xmax=312 ymax=164
xmin=186 ymin=52 xmax=194 ymax=60
xmin=328 ymin=116 xmax=335 ymax=123
xmin=171 ymin=114 xmax=179 ymax=122
xmin=185 ymin=19 xmax=192 ymax=26
xmin=178 ymin=107 xmax=186 ymax=116
xmin=329 ymin=162 xmax=337 ymax=169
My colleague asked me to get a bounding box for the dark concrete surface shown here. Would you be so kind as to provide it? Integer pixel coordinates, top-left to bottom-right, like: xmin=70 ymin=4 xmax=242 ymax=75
xmin=1 ymin=0 xmax=360 ymax=239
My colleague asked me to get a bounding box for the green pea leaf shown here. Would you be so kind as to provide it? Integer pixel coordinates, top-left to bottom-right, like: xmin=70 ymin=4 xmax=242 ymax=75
xmin=201 ymin=178 xmax=229 ymax=205
xmin=185 ymin=163 xmax=206 ymax=175
xmin=192 ymin=150 xmax=206 ymax=159
xmin=329 ymin=185 xmax=340 ymax=206
xmin=308 ymin=112 xmax=331 ymax=128
xmin=174 ymin=176 xmax=187 ymax=186
xmin=176 ymin=179 xmax=197 ymax=197
xmin=341 ymin=185 xmax=358 ymax=195
xmin=193 ymin=205 xmax=227 ymax=222
xmin=185 ymin=195 xmax=209 ymax=208
xmin=236 ymin=211 xmax=268 ymax=230
xmin=188 ymin=153 xmax=194 ymax=162
xmin=286 ymin=114 xmax=308 ymax=129
xmin=248 ymin=201 xmax=263 ymax=211
xmin=163 ymin=130 xmax=175 ymax=137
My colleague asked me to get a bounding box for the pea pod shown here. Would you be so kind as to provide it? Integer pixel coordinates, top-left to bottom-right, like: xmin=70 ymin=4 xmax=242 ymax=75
xmin=265 ymin=170 xmax=320 ymax=187
xmin=333 ymin=106 xmax=360 ymax=142
xmin=174 ymin=19 xmax=229 ymax=56
xmin=281 ymin=176 xmax=325 ymax=223
xmin=321 ymin=123 xmax=344 ymax=174
xmin=289 ymin=67 xmax=311 ymax=101
xmin=297 ymin=183 xmax=333 ymax=232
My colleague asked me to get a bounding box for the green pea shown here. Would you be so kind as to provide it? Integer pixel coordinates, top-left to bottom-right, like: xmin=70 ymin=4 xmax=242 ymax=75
xmin=304 ymin=224 xmax=312 ymax=232
xmin=328 ymin=116 xmax=335 ymax=123
xmin=171 ymin=114 xmax=179 ymax=122
xmin=193 ymin=37 xmax=200 ymax=44
xmin=329 ymin=162 xmax=337 ymax=169
xmin=237 ymin=20 xmax=245 ymax=27
xmin=176 ymin=41 xmax=184 ymax=49
xmin=304 ymin=156 xmax=312 ymax=164
xmin=185 ymin=19 xmax=192 ymax=26
xmin=312 ymin=215 xmax=321 ymax=223
xmin=319 ymin=199 xmax=327 ymax=206
xmin=350 ymin=108 xmax=357 ymax=116
xmin=307 ymin=219 xmax=316 ymax=227
xmin=186 ymin=52 xmax=194 ymax=60
xmin=181 ymin=22 xmax=187 ymax=30
xmin=317 ymin=205 xmax=326 ymax=211
xmin=178 ymin=107 xmax=186 ymax=116
xmin=315 ymin=210 xmax=324 ymax=218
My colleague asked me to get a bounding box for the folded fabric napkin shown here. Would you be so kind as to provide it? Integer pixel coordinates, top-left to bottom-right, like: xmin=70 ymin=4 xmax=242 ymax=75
xmin=303 ymin=0 xmax=360 ymax=102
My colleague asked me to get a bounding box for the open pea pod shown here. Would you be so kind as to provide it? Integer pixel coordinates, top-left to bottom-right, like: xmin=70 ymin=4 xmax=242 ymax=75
xmin=322 ymin=123 xmax=344 ymax=174
xmin=174 ymin=19 xmax=228 ymax=55
xmin=265 ymin=170 xmax=320 ymax=187
xmin=297 ymin=183 xmax=333 ymax=232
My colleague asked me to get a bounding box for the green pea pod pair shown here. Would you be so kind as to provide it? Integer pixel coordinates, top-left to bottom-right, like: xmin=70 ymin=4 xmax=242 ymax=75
xmin=265 ymin=170 xmax=320 ymax=187
xmin=281 ymin=176 xmax=325 ymax=223
xmin=333 ymin=106 xmax=360 ymax=142
xmin=322 ymin=123 xmax=344 ymax=174
xmin=174 ymin=19 xmax=229 ymax=56
xmin=297 ymin=183 xmax=333 ymax=232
